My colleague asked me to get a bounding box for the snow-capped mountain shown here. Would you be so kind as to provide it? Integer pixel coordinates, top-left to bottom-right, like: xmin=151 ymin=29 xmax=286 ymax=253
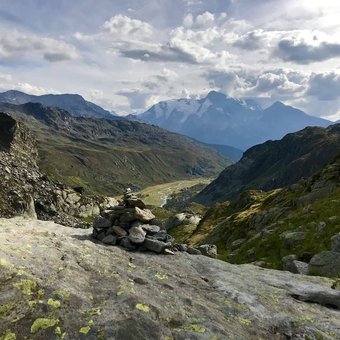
xmin=134 ymin=91 xmax=330 ymax=150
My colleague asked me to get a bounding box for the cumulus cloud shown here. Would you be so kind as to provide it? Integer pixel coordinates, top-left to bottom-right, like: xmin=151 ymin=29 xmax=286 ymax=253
xmin=274 ymin=36 xmax=340 ymax=64
xmin=233 ymin=30 xmax=267 ymax=50
xmin=103 ymin=15 xmax=153 ymax=40
xmin=306 ymin=72 xmax=340 ymax=100
xmin=0 ymin=29 xmax=78 ymax=62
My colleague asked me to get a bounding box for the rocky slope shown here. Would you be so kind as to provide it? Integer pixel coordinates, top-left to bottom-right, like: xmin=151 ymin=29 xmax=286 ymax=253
xmin=195 ymin=124 xmax=340 ymax=204
xmin=0 ymin=90 xmax=117 ymax=120
xmin=1 ymin=217 xmax=339 ymax=339
xmin=0 ymin=113 xmax=117 ymax=227
xmin=134 ymin=91 xmax=330 ymax=150
xmin=182 ymin=153 xmax=340 ymax=276
xmin=0 ymin=103 xmax=230 ymax=196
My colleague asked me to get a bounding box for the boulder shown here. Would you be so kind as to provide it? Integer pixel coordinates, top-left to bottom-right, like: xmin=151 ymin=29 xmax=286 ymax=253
xmin=120 ymin=211 xmax=136 ymax=223
xmin=102 ymin=235 xmax=117 ymax=245
xmin=93 ymin=216 xmax=111 ymax=230
xmin=331 ymin=233 xmax=340 ymax=253
xmin=112 ymin=225 xmax=128 ymax=237
xmin=141 ymin=224 xmax=160 ymax=234
xmin=152 ymin=232 xmax=174 ymax=243
xmin=119 ymin=237 xmax=137 ymax=251
xmin=281 ymin=232 xmax=306 ymax=249
xmin=197 ymin=244 xmax=217 ymax=258
xmin=282 ymin=255 xmax=308 ymax=275
xmin=134 ymin=207 xmax=155 ymax=222
xmin=164 ymin=213 xmax=186 ymax=230
xmin=230 ymin=238 xmax=246 ymax=250
xmin=187 ymin=247 xmax=202 ymax=255
xmin=128 ymin=226 xmax=146 ymax=244
xmin=143 ymin=238 xmax=169 ymax=253
xmin=308 ymin=251 xmax=340 ymax=278
xmin=127 ymin=198 xmax=146 ymax=209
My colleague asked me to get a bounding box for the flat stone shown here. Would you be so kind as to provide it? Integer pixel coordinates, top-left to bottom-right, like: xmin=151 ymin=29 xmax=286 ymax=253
xmin=173 ymin=243 xmax=188 ymax=252
xmin=127 ymin=198 xmax=146 ymax=209
xmin=128 ymin=226 xmax=146 ymax=244
xmin=93 ymin=216 xmax=111 ymax=229
xmin=152 ymin=232 xmax=174 ymax=243
xmin=282 ymin=256 xmax=308 ymax=275
xmin=102 ymin=235 xmax=117 ymax=245
xmin=112 ymin=225 xmax=128 ymax=237
xmin=142 ymin=224 xmax=160 ymax=234
xmin=143 ymin=238 xmax=168 ymax=253
xmin=134 ymin=207 xmax=155 ymax=222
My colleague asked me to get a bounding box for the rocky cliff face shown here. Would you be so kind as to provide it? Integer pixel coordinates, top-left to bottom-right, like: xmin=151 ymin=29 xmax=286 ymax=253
xmin=195 ymin=124 xmax=340 ymax=204
xmin=0 ymin=217 xmax=339 ymax=339
xmin=0 ymin=113 xmax=117 ymax=227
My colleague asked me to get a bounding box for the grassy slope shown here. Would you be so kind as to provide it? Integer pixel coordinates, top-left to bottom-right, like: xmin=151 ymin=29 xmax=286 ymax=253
xmin=1 ymin=104 xmax=230 ymax=196
xmin=172 ymin=155 xmax=340 ymax=269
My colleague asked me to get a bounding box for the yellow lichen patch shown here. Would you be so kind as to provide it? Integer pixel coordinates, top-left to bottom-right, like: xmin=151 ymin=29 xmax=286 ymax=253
xmin=16 ymin=269 xmax=30 ymax=277
xmin=30 ymin=318 xmax=59 ymax=334
xmin=54 ymin=327 xmax=61 ymax=335
xmin=53 ymin=290 xmax=70 ymax=298
xmin=182 ymin=324 xmax=206 ymax=333
xmin=0 ymin=258 xmax=12 ymax=267
xmin=116 ymin=289 xmax=125 ymax=296
xmin=136 ymin=304 xmax=150 ymax=313
xmin=128 ymin=262 xmax=136 ymax=268
xmin=0 ymin=304 xmax=16 ymax=318
xmin=0 ymin=329 xmax=16 ymax=340
xmin=82 ymin=308 xmax=101 ymax=316
xmin=13 ymin=279 xmax=37 ymax=296
xmin=48 ymin=299 xmax=61 ymax=308
xmin=79 ymin=320 xmax=94 ymax=335
xmin=237 ymin=317 xmax=252 ymax=325
xmin=155 ymin=273 xmax=168 ymax=280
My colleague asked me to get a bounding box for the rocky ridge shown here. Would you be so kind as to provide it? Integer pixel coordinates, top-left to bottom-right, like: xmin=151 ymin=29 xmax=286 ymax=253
xmin=92 ymin=189 xmax=216 ymax=257
xmin=0 ymin=217 xmax=339 ymax=339
xmin=0 ymin=113 xmax=117 ymax=227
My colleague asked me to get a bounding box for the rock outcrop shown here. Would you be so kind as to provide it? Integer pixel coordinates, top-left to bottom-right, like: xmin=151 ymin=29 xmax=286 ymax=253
xmin=0 ymin=217 xmax=339 ymax=339
xmin=0 ymin=113 xmax=117 ymax=227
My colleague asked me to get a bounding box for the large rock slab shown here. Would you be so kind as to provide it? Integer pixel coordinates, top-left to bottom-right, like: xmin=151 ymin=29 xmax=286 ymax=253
xmin=331 ymin=233 xmax=340 ymax=253
xmin=0 ymin=217 xmax=339 ymax=339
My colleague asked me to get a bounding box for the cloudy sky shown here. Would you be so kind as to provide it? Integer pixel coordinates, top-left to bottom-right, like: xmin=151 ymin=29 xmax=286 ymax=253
xmin=0 ymin=0 xmax=339 ymax=120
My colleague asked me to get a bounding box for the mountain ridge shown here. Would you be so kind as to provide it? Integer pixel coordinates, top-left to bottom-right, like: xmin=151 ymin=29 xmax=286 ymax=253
xmin=134 ymin=91 xmax=331 ymax=150
xmin=0 ymin=102 xmax=230 ymax=196
xmin=0 ymin=90 xmax=118 ymax=120
xmin=194 ymin=123 xmax=340 ymax=205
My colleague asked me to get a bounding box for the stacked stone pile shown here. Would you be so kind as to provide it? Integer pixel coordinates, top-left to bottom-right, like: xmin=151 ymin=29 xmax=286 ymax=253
xmin=92 ymin=189 xmax=217 ymax=257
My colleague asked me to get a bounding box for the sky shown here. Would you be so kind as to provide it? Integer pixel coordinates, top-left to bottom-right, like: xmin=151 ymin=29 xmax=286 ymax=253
xmin=0 ymin=0 xmax=339 ymax=120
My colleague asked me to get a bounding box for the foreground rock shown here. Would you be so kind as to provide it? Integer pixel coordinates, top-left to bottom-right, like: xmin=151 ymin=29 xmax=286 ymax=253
xmin=0 ymin=217 xmax=339 ymax=339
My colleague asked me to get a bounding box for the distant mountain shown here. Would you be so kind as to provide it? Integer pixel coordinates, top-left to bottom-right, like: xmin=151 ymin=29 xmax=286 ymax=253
xmin=204 ymin=143 xmax=243 ymax=161
xmin=194 ymin=123 xmax=340 ymax=204
xmin=0 ymin=90 xmax=118 ymax=120
xmin=0 ymin=102 xmax=230 ymax=195
xmin=134 ymin=91 xmax=331 ymax=150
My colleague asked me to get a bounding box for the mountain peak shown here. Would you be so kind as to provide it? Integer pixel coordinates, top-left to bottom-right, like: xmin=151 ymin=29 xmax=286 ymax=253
xmin=206 ymin=90 xmax=227 ymax=102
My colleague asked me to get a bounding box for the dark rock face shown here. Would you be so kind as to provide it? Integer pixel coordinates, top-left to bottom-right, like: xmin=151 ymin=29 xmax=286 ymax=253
xmin=308 ymin=251 xmax=340 ymax=278
xmin=2 ymin=218 xmax=339 ymax=340
xmin=0 ymin=113 xmax=117 ymax=227
xmin=195 ymin=124 xmax=340 ymax=204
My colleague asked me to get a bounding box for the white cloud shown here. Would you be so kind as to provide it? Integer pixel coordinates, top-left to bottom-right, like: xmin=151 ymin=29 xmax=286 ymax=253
xmin=307 ymin=72 xmax=340 ymax=101
xmin=103 ymin=15 xmax=153 ymax=40
xmin=0 ymin=29 xmax=78 ymax=62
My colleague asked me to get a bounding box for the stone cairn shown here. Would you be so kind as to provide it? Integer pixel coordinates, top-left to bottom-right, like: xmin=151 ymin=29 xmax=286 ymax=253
xmin=92 ymin=189 xmax=182 ymax=255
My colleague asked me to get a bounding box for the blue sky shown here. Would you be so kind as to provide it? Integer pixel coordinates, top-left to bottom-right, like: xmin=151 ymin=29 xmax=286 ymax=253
xmin=0 ymin=0 xmax=339 ymax=120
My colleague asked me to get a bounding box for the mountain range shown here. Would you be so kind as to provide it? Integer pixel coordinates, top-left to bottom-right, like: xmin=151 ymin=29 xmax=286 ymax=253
xmin=0 ymin=90 xmax=118 ymax=120
xmin=194 ymin=123 xmax=340 ymax=204
xmin=133 ymin=91 xmax=331 ymax=150
xmin=0 ymin=102 xmax=229 ymax=195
